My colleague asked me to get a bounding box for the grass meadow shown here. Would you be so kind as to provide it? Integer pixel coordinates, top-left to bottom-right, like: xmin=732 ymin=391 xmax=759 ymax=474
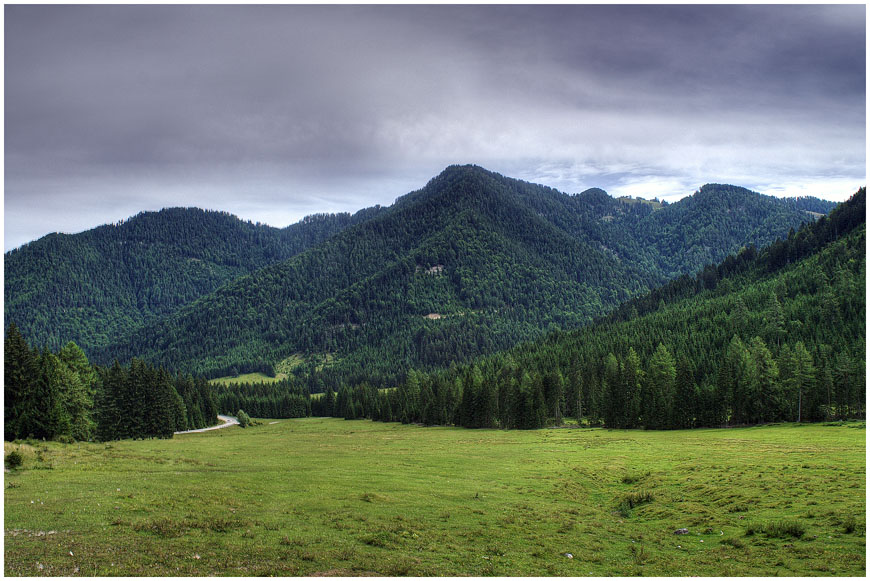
xmin=4 ymin=419 xmax=865 ymax=576
xmin=208 ymin=372 xmax=287 ymax=386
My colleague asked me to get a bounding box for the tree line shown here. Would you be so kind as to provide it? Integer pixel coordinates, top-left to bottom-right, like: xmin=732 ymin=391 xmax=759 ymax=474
xmin=4 ymin=323 xmax=218 ymax=441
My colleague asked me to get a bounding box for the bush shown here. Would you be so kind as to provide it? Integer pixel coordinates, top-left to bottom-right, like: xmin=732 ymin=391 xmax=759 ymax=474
xmin=55 ymin=434 xmax=75 ymax=444
xmin=237 ymin=410 xmax=251 ymax=428
xmin=5 ymin=450 xmax=23 ymax=469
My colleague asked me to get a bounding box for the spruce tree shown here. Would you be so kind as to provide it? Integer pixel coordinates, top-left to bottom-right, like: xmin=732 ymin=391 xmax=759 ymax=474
xmin=602 ymin=353 xmax=622 ymax=428
xmin=644 ymin=343 xmax=676 ymax=429
xmin=4 ymin=323 xmax=39 ymax=440
xmin=788 ymin=342 xmax=816 ymax=423
xmin=673 ymin=357 xmax=696 ymax=429
xmin=623 ymin=348 xmax=642 ymax=428
xmin=749 ymin=337 xmax=779 ymax=423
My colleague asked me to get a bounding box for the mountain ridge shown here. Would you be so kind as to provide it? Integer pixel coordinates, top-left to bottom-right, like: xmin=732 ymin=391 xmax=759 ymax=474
xmin=4 ymin=204 xmax=387 ymax=352
xmin=46 ymin=165 xmax=833 ymax=385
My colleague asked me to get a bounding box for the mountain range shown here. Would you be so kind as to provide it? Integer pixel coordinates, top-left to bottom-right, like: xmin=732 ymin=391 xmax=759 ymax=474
xmin=5 ymin=165 xmax=836 ymax=387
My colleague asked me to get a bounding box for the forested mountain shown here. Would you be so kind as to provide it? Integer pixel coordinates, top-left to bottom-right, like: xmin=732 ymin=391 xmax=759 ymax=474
xmin=328 ymin=187 xmax=865 ymax=428
xmin=86 ymin=165 xmax=831 ymax=385
xmin=5 ymin=205 xmax=385 ymax=352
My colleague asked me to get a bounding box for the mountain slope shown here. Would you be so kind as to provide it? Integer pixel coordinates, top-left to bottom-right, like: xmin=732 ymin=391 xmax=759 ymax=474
xmin=4 ymin=205 xmax=384 ymax=352
xmin=635 ymin=183 xmax=836 ymax=278
xmin=359 ymin=187 xmax=864 ymax=429
xmin=92 ymin=165 xmax=831 ymax=385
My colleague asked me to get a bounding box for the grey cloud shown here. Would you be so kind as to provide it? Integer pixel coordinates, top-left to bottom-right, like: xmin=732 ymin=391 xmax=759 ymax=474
xmin=4 ymin=4 xmax=865 ymax=249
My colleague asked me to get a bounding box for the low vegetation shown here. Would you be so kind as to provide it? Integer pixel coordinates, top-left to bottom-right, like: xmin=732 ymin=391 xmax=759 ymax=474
xmin=4 ymin=419 xmax=864 ymax=576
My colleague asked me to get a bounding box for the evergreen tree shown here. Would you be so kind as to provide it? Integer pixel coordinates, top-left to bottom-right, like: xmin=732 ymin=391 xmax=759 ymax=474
xmin=565 ymin=358 xmax=583 ymax=422
xmin=4 ymin=323 xmax=39 ymax=440
xmin=324 ymin=386 xmax=336 ymax=417
xmin=542 ymin=371 xmax=564 ymax=426
xmin=787 ymin=342 xmax=816 ymax=422
xmin=749 ymin=336 xmax=779 ymax=423
xmin=94 ymin=361 xmax=127 ymax=441
xmin=764 ymin=292 xmax=786 ymax=347
xmin=644 ymin=343 xmax=676 ymax=429
xmin=622 ymin=348 xmax=642 ymax=428
xmin=56 ymin=342 xmax=97 ymax=440
xmin=672 ymin=357 xmax=696 ymax=429
xmin=602 ymin=353 xmax=622 ymax=428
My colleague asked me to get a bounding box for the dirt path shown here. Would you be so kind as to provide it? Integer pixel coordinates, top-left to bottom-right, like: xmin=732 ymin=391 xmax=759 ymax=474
xmin=174 ymin=414 xmax=239 ymax=435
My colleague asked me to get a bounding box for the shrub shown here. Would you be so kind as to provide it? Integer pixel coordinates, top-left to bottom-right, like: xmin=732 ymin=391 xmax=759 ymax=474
xmin=55 ymin=434 xmax=75 ymax=444
xmin=5 ymin=450 xmax=23 ymax=469
xmin=237 ymin=410 xmax=251 ymax=428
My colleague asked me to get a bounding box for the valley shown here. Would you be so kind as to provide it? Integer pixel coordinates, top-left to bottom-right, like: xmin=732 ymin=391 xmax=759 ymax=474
xmin=6 ymin=5 xmax=865 ymax=578
xmin=4 ymin=169 xmax=864 ymax=577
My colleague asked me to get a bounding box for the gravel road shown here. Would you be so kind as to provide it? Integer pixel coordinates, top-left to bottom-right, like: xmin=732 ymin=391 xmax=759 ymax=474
xmin=174 ymin=414 xmax=239 ymax=435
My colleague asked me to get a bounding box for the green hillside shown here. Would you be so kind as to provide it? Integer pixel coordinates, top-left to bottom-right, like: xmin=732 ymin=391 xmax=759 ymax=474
xmin=4 ymin=206 xmax=384 ymax=352
xmin=97 ymin=166 xmax=831 ymax=385
xmin=351 ymin=187 xmax=864 ymax=429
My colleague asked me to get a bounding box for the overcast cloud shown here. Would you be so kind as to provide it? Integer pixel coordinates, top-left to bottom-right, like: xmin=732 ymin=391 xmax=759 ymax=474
xmin=5 ymin=4 xmax=866 ymax=250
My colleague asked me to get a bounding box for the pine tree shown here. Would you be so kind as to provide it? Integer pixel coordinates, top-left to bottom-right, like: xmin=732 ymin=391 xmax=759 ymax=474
xmin=324 ymin=386 xmax=336 ymax=417
xmin=543 ymin=371 xmax=564 ymax=426
xmin=644 ymin=343 xmax=676 ymax=429
xmin=622 ymin=348 xmax=642 ymax=428
xmin=672 ymin=357 xmax=696 ymax=429
xmin=788 ymin=342 xmax=816 ymax=423
xmin=94 ymin=361 xmax=127 ymax=441
xmin=56 ymin=342 xmax=96 ymax=440
xmin=602 ymin=353 xmax=622 ymax=428
xmin=496 ymin=358 xmax=517 ymax=428
xmin=764 ymin=292 xmax=786 ymax=347
xmin=459 ymin=368 xmax=478 ymax=428
xmin=565 ymin=358 xmax=583 ymax=422
xmin=4 ymin=323 xmax=39 ymax=440
xmin=748 ymin=337 xmax=779 ymax=423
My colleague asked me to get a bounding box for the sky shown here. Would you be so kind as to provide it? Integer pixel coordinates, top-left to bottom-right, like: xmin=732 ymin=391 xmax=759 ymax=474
xmin=4 ymin=4 xmax=866 ymax=250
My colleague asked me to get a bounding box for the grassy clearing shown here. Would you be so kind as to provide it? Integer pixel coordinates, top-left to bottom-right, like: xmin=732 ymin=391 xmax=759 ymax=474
xmin=4 ymin=420 xmax=865 ymax=576
xmin=275 ymin=353 xmax=307 ymax=376
xmin=208 ymin=372 xmax=286 ymax=386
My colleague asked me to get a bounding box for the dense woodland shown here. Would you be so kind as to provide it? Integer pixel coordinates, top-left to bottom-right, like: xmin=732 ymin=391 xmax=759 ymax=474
xmin=4 ymin=166 xmax=858 ymax=440
xmin=5 ymin=205 xmax=385 ymax=354
xmin=4 ymin=323 xmax=218 ymax=441
xmin=29 ymin=165 xmax=832 ymax=387
xmin=223 ymin=188 xmax=865 ymax=430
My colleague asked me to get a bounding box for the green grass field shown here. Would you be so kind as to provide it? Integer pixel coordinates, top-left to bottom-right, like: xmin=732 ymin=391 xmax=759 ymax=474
xmin=4 ymin=419 xmax=865 ymax=576
xmin=208 ymin=372 xmax=287 ymax=386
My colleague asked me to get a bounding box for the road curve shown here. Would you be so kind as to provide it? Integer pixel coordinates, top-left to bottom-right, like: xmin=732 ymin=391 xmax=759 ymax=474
xmin=174 ymin=414 xmax=239 ymax=435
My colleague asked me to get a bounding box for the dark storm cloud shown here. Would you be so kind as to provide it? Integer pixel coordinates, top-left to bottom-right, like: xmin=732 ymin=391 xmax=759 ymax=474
xmin=5 ymin=4 xmax=865 ymax=249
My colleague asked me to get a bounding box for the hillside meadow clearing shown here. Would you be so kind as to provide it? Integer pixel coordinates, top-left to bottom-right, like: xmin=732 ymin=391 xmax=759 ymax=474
xmin=4 ymin=418 xmax=865 ymax=576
